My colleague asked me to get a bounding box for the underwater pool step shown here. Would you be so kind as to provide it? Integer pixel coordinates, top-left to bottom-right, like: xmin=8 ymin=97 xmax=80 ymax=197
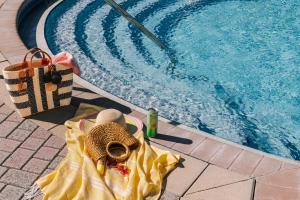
xmin=104 ymin=0 xmax=167 ymax=49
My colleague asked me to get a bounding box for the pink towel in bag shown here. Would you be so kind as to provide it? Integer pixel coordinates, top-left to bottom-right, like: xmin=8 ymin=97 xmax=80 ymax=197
xmin=53 ymin=52 xmax=81 ymax=76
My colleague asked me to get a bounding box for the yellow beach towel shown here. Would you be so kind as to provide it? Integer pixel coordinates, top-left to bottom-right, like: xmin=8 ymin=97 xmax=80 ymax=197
xmin=35 ymin=104 xmax=180 ymax=200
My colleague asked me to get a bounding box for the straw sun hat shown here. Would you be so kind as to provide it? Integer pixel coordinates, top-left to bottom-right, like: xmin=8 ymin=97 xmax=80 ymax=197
xmin=85 ymin=109 xmax=142 ymax=172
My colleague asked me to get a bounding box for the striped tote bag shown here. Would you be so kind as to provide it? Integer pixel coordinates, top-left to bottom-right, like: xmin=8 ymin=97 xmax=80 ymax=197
xmin=2 ymin=48 xmax=74 ymax=117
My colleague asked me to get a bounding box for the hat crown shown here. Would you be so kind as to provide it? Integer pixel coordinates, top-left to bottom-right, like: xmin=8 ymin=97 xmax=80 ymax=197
xmin=96 ymin=109 xmax=126 ymax=128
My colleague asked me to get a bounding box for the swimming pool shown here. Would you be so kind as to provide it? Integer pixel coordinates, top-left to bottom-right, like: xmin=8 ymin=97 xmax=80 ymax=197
xmin=45 ymin=0 xmax=300 ymax=160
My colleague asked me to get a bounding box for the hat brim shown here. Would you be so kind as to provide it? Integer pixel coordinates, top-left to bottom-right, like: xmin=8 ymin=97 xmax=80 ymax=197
xmin=71 ymin=103 xmax=144 ymax=135
xmin=124 ymin=114 xmax=143 ymax=135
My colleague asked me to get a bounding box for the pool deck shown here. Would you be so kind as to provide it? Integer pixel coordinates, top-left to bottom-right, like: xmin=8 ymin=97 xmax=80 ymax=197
xmin=0 ymin=0 xmax=299 ymax=199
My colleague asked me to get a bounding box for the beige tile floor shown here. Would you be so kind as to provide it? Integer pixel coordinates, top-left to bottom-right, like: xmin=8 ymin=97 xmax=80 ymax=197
xmin=0 ymin=0 xmax=299 ymax=199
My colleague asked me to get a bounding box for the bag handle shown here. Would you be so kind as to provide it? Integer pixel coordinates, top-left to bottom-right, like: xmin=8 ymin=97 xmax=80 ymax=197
xmin=23 ymin=48 xmax=45 ymax=63
xmin=17 ymin=48 xmax=52 ymax=91
xmin=28 ymin=49 xmax=52 ymax=69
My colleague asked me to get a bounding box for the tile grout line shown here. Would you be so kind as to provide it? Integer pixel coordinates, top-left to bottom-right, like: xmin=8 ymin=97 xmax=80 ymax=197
xmin=20 ymin=133 xmax=67 ymax=198
xmin=0 ymin=180 xmax=31 ymax=190
xmin=278 ymin=160 xmax=284 ymax=171
xmin=207 ymin=143 xmax=225 ymax=164
xmin=0 ymin=112 xmax=28 ymax=159
xmin=0 ymin=113 xmax=64 ymax=196
xmin=251 ymin=179 xmax=256 ymax=200
xmin=208 ymin=143 xmax=225 ymax=163
xmin=21 ymin=145 xmax=67 ymax=199
xmin=189 ymin=137 xmax=208 ymax=155
xmin=249 ymin=155 xmax=264 ymax=176
xmin=21 ymin=130 xmax=65 ymax=170
xmin=225 ymin=148 xmax=243 ymax=169
xmin=0 ymin=111 xmax=16 ymax=127
xmin=254 ymin=165 xmax=300 ymax=179
xmin=227 ymin=149 xmax=244 ymax=170
xmin=0 ymin=119 xmax=42 ymax=193
xmin=185 ymin=136 xmax=207 ymax=155
xmin=150 ymin=139 xmax=208 ymax=163
xmin=185 ymin=177 xmax=254 ymax=196
xmin=1 ymin=126 xmax=39 ymax=169
xmin=162 ymin=125 xmax=181 ymax=149
xmin=48 ymin=124 xmax=60 ymax=132
xmin=180 ymin=163 xmax=210 ymax=197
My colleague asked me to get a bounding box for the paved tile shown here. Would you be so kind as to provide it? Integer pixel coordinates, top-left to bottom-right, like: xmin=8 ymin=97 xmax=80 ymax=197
xmin=160 ymin=191 xmax=180 ymax=200
xmin=0 ymin=52 xmax=6 ymax=62
xmin=254 ymin=182 xmax=300 ymax=200
xmin=31 ymin=127 xmax=51 ymax=140
xmin=58 ymin=146 xmax=68 ymax=157
xmin=29 ymin=119 xmax=57 ymax=131
xmin=49 ymin=125 xmax=67 ymax=140
xmin=30 ymin=105 xmax=76 ymax=125
xmin=34 ymin=147 xmax=59 ymax=161
xmin=186 ymin=165 xmax=249 ymax=194
xmin=0 ymin=185 xmax=26 ymax=200
xmin=151 ymin=143 xmax=208 ymax=197
xmin=129 ymin=110 xmax=146 ymax=121
xmin=170 ymin=127 xmax=206 ymax=154
xmin=0 ymin=138 xmax=20 ymax=152
xmin=0 ymin=80 xmax=14 ymax=109
xmin=0 ymin=104 xmax=13 ymax=115
xmin=0 ymin=182 xmax=5 ymax=191
xmin=48 ymin=156 xmax=64 ymax=169
xmin=191 ymin=138 xmax=223 ymax=162
xmin=18 ymin=120 xmax=38 ymax=131
xmin=1 ymin=0 xmax=25 ymax=11
xmin=146 ymin=121 xmax=178 ymax=148
xmin=21 ymin=137 xmax=44 ymax=150
xmin=40 ymin=168 xmax=54 ymax=177
xmin=209 ymin=144 xmax=242 ymax=169
xmin=32 ymin=194 xmax=43 ymax=200
xmin=23 ymin=158 xmax=49 ymax=174
xmin=1 ymin=169 xmax=38 ymax=188
xmin=165 ymin=155 xmax=208 ymax=197
xmin=0 ymin=8 xmax=17 ymax=22
xmin=0 ymin=113 xmax=7 ymax=123
xmin=280 ymin=162 xmax=300 ymax=171
xmin=229 ymin=150 xmax=263 ymax=175
xmin=256 ymin=168 xmax=300 ymax=191
xmin=182 ymin=179 xmax=254 ymax=200
xmin=252 ymin=157 xmax=282 ymax=177
xmin=4 ymin=53 xmax=27 ymax=66
xmin=3 ymin=148 xmax=34 ymax=169
xmin=0 ymin=61 xmax=9 ymax=77
xmin=0 ymin=150 xmax=9 ymax=164
xmin=8 ymin=128 xmax=32 ymax=141
xmin=44 ymin=135 xmax=65 ymax=149
xmin=0 ymin=120 xmax=19 ymax=137
xmin=0 ymin=166 xmax=7 ymax=177
xmin=6 ymin=112 xmax=24 ymax=123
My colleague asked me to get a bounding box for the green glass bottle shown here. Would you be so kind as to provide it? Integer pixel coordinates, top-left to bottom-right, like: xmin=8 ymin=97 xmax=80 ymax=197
xmin=146 ymin=108 xmax=158 ymax=138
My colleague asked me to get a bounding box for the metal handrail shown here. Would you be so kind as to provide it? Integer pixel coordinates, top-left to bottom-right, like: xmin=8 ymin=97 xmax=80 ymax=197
xmin=104 ymin=0 xmax=167 ymax=50
xmin=104 ymin=0 xmax=178 ymax=74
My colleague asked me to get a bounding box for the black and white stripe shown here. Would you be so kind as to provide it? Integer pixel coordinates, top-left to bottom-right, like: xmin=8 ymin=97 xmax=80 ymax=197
xmin=38 ymin=68 xmax=48 ymax=111
xmin=3 ymin=64 xmax=73 ymax=117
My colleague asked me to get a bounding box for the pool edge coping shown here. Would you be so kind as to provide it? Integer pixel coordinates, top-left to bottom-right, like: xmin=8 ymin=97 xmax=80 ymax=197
xmin=34 ymin=0 xmax=300 ymax=167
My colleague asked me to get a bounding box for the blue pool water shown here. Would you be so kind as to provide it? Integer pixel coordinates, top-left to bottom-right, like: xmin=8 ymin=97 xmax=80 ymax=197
xmin=45 ymin=0 xmax=300 ymax=160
